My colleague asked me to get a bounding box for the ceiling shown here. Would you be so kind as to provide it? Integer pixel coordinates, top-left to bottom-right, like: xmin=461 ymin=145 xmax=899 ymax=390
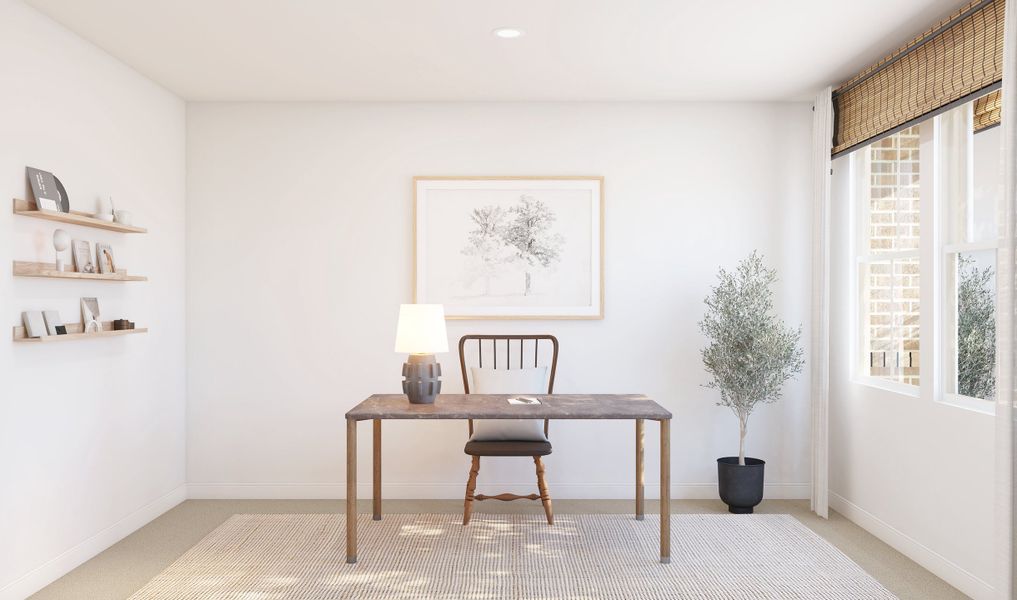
xmin=25 ymin=0 xmax=963 ymax=102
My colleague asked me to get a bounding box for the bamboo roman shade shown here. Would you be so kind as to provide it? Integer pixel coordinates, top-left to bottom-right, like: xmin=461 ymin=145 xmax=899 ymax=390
xmin=832 ymin=0 xmax=1005 ymax=156
xmin=974 ymin=89 xmax=1002 ymax=130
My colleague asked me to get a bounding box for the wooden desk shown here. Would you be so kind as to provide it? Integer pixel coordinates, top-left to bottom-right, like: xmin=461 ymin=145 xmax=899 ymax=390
xmin=345 ymin=393 xmax=673 ymax=564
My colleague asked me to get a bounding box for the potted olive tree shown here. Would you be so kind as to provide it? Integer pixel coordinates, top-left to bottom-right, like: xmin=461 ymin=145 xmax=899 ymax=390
xmin=699 ymin=252 xmax=803 ymax=514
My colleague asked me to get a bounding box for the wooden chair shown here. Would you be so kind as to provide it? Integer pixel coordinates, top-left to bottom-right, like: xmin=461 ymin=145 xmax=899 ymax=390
xmin=458 ymin=334 xmax=559 ymax=526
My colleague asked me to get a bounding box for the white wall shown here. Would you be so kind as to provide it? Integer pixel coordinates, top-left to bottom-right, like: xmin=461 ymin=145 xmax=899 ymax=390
xmin=0 ymin=1 xmax=187 ymax=598
xmin=185 ymin=102 xmax=813 ymax=501
xmin=829 ymin=138 xmax=996 ymax=598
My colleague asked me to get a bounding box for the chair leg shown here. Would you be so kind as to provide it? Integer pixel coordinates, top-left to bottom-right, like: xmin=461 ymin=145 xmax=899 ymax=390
xmin=463 ymin=456 xmax=480 ymax=526
xmin=534 ymin=456 xmax=553 ymax=525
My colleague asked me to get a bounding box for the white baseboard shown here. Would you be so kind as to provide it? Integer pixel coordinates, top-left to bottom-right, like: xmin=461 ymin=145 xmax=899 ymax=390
xmin=0 ymin=484 xmax=187 ymax=600
xmin=829 ymin=492 xmax=994 ymax=600
xmin=187 ymin=482 xmax=810 ymax=500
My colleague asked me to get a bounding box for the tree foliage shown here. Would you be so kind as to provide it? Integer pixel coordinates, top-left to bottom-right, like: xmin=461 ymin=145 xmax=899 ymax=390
xmin=956 ymin=254 xmax=996 ymax=400
xmin=461 ymin=206 xmax=513 ymax=294
xmin=503 ymin=196 xmax=564 ymax=268
xmin=503 ymin=195 xmax=564 ymax=295
xmin=699 ymin=252 xmax=804 ymax=464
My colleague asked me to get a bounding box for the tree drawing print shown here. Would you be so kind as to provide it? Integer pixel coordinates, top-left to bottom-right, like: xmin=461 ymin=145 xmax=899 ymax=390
xmin=461 ymin=205 xmax=513 ymax=295
xmin=461 ymin=195 xmax=565 ymax=296
xmin=504 ymin=195 xmax=565 ymax=295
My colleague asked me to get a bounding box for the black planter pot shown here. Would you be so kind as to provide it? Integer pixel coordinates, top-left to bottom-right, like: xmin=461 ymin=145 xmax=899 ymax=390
xmin=717 ymin=457 xmax=765 ymax=514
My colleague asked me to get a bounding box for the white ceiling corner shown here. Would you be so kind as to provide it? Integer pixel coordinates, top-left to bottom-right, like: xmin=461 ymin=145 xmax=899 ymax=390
xmin=25 ymin=0 xmax=964 ymax=102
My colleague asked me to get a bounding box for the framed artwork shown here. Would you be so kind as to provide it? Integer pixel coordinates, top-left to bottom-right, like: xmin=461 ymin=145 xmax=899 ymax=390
xmin=80 ymin=297 xmax=101 ymax=333
xmin=414 ymin=176 xmax=603 ymax=319
xmin=72 ymin=240 xmax=94 ymax=273
xmin=95 ymin=243 xmax=116 ymax=274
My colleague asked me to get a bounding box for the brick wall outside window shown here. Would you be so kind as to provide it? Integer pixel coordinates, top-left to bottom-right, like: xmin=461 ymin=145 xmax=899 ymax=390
xmin=866 ymin=126 xmax=920 ymax=385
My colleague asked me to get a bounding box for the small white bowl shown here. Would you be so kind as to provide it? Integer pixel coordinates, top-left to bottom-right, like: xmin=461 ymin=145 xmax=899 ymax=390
xmin=115 ymin=210 xmax=134 ymax=226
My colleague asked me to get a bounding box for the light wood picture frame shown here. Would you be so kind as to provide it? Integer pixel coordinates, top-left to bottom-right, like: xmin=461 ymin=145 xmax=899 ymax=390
xmin=414 ymin=176 xmax=604 ymax=320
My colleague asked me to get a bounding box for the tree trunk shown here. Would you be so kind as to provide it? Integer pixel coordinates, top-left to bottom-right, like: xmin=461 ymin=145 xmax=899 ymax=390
xmin=524 ymin=271 xmax=532 ymax=295
xmin=738 ymin=414 xmax=747 ymax=466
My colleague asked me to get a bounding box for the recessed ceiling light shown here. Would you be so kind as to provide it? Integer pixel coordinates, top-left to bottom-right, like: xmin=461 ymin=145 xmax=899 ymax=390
xmin=493 ymin=27 xmax=524 ymax=39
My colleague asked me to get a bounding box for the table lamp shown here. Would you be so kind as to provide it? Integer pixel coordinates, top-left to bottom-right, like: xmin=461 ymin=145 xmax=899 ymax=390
xmin=395 ymin=304 xmax=448 ymax=404
xmin=53 ymin=229 xmax=70 ymax=272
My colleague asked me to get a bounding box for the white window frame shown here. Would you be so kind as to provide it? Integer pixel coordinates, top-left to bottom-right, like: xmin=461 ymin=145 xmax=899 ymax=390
xmin=934 ymin=103 xmax=998 ymax=415
xmin=850 ymin=125 xmax=925 ymax=398
xmin=849 ymin=104 xmax=999 ymax=415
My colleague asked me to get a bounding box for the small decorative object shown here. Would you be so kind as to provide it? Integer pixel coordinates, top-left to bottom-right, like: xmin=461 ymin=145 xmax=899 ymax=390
xmin=53 ymin=229 xmax=70 ymax=272
xmin=700 ymin=251 xmax=804 ymax=514
xmin=507 ymin=396 xmax=541 ymax=405
xmin=21 ymin=311 xmax=47 ymax=338
xmin=80 ymin=297 xmax=101 ymax=333
xmin=43 ymin=310 xmax=63 ymax=335
xmin=55 ymin=325 xmax=67 ymax=335
xmin=394 ymin=304 xmax=449 ymax=404
xmin=95 ymin=243 xmax=116 ymax=274
xmin=72 ymin=240 xmax=95 ymax=273
xmin=114 ymin=210 xmax=134 ymax=226
xmin=95 ymin=196 xmax=114 ymax=222
xmin=414 ymin=176 xmax=604 ymax=319
xmin=112 ymin=319 xmax=135 ymax=331
xmin=26 ymin=167 xmax=69 ymax=212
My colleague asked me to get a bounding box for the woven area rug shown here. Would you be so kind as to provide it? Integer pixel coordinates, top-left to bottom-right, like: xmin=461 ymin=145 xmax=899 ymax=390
xmin=130 ymin=513 xmax=896 ymax=599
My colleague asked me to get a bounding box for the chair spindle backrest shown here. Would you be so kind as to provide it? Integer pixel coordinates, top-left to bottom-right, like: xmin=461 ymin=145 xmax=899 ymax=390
xmin=458 ymin=335 xmax=560 ymax=437
xmin=458 ymin=335 xmax=559 ymax=393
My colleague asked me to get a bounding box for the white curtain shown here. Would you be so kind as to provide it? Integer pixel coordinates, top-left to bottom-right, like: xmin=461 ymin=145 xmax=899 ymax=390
xmin=998 ymin=0 xmax=1016 ymax=597
xmin=811 ymin=86 xmax=833 ymax=519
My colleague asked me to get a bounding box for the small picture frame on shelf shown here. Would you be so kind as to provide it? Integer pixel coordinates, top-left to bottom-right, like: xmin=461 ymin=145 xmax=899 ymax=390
xmin=95 ymin=243 xmax=116 ymax=274
xmin=80 ymin=297 xmax=101 ymax=333
xmin=43 ymin=310 xmax=63 ymax=335
xmin=72 ymin=240 xmax=95 ymax=273
xmin=21 ymin=311 xmax=47 ymax=338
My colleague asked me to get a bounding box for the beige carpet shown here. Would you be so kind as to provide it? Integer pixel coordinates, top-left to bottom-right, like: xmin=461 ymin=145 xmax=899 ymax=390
xmin=129 ymin=513 xmax=896 ymax=599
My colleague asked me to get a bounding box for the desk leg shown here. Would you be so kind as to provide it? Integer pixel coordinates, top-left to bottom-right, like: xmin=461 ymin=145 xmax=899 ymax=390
xmin=373 ymin=419 xmax=382 ymax=521
xmin=660 ymin=418 xmax=670 ymax=564
xmin=346 ymin=417 xmax=358 ymax=564
xmin=635 ymin=419 xmax=644 ymax=521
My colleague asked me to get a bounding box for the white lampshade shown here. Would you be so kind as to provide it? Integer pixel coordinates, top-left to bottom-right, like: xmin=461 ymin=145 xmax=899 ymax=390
xmin=394 ymin=304 xmax=448 ymax=354
xmin=53 ymin=229 xmax=70 ymax=251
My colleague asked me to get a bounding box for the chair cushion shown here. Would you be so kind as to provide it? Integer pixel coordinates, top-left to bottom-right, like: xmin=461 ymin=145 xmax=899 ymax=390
xmin=470 ymin=366 xmax=548 ymax=394
xmin=469 ymin=366 xmax=549 ymax=442
xmin=464 ymin=440 xmax=553 ymax=457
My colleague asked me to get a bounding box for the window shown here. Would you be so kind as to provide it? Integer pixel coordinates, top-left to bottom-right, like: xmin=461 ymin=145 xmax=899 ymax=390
xmin=940 ymin=100 xmax=1001 ymax=404
xmin=851 ymin=91 xmax=1001 ymax=409
xmin=855 ymin=126 xmax=922 ymax=386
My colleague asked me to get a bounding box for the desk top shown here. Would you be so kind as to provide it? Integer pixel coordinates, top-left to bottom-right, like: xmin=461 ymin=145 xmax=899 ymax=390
xmin=346 ymin=394 xmax=671 ymax=421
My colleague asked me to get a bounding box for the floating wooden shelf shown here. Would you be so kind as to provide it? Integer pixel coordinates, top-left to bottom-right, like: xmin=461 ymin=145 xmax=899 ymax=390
xmin=13 ymin=261 xmax=147 ymax=282
xmin=12 ymin=198 xmax=147 ymax=233
xmin=13 ymin=320 xmax=148 ymax=343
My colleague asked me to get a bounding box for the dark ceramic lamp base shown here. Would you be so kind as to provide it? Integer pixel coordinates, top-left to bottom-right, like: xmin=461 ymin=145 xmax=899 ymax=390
xmin=717 ymin=457 xmax=765 ymax=514
xmin=402 ymin=354 xmax=442 ymax=404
